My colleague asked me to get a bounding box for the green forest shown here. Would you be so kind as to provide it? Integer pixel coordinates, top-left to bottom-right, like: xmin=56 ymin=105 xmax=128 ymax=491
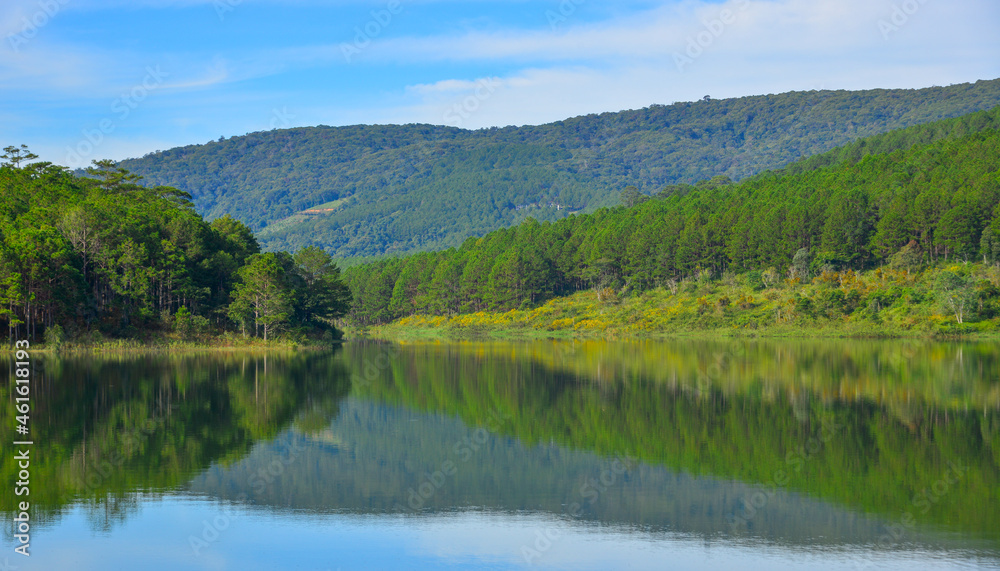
xmin=5 ymin=90 xmax=1000 ymax=344
xmin=343 ymin=341 xmax=1000 ymax=540
xmin=3 ymin=345 xmax=996 ymax=541
xmin=0 ymin=352 xmax=350 ymax=526
xmin=342 ymin=107 xmax=1000 ymax=335
xmin=120 ymin=79 xmax=1000 ymax=258
xmin=0 ymin=149 xmax=351 ymax=345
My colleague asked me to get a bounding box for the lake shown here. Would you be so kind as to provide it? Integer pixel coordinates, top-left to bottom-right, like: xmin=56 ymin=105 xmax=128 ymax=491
xmin=2 ymin=340 xmax=999 ymax=570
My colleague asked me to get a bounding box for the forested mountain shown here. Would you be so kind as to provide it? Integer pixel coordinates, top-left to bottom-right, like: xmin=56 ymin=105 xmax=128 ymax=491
xmin=341 ymin=107 xmax=1000 ymax=324
xmin=190 ymin=397 xmax=987 ymax=544
xmin=119 ymin=79 xmax=1000 ymax=257
xmin=7 ymin=346 xmax=995 ymax=540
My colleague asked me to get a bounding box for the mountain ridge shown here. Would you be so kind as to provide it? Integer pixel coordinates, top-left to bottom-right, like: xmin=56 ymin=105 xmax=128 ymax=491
xmin=119 ymin=78 xmax=1000 ymax=258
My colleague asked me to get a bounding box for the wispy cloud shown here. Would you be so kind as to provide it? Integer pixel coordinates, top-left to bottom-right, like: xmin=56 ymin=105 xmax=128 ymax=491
xmin=354 ymin=0 xmax=999 ymax=129
xmin=0 ymin=44 xmax=97 ymax=91
xmin=2 ymin=0 xmax=996 ymax=165
xmin=359 ymin=0 xmax=992 ymax=65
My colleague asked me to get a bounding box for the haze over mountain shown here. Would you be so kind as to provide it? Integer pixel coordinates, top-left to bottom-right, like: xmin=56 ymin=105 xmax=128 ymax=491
xmin=120 ymin=79 xmax=1000 ymax=258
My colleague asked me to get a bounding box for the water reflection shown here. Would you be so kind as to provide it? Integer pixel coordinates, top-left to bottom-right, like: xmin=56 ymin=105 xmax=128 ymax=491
xmin=0 ymin=350 xmax=351 ymax=530
xmin=1 ymin=340 xmax=998 ymax=570
xmin=187 ymin=399 xmax=956 ymax=547
xmin=341 ymin=340 xmax=1000 ymax=544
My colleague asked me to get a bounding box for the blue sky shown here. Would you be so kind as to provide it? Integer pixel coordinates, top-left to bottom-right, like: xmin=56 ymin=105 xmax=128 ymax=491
xmin=1 ymin=0 xmax=998 ymax=168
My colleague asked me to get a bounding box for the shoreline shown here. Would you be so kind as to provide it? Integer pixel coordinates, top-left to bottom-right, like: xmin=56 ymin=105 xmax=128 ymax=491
xmin=347 ymin=323 xmax=1000 ymax=343
xmin=1 ymin=338 xmax=341 ymax=354
xmin=6 ymin=321 xmax=998 ymax=354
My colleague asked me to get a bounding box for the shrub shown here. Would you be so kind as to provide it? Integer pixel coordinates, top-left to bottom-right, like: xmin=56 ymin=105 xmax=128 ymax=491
xmin=889 ymin=240 xmax=924 ymax=271
xmin=794 ymin=296 xmax=814 ymax=317
xmin=596 ymin=287 xmax=618 ymax=303
xmin=43 ymin=324 xmax=66 ymax=349
xmin=792 ymin=248 xmax=812 ymax=280
xmin=697 ymin=296 xmax=711 ymax=315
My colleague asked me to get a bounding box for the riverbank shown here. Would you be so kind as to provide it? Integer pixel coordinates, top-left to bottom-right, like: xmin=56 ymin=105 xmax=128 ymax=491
xmin=2 ymin=335 xmax=340 ymax=354
xmin=10 ymin=264 xmax=1000 ymax=347
xmin=349 ymin=264 xmax=1000 ymax=342
xmin=351 ymin=320 xmax=999 ymax=342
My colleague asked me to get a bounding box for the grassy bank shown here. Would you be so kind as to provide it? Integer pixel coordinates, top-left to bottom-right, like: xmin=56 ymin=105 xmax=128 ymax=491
xmin=351 ymin=263 xmax=1000 ymax=341
xmin=3 ymin=332 xmax=340 ymax=354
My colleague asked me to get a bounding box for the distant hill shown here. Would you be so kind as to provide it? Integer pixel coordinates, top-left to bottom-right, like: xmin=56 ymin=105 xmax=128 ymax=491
xmin=340 ymin=106 xmax=1000 ymax=322
xmin=120 ymin=78 xmax=1000 ymax=258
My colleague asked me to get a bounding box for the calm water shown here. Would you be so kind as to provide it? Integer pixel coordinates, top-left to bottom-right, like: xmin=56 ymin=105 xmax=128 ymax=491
xmin=2 ymin=340 xmax=999 ymax=570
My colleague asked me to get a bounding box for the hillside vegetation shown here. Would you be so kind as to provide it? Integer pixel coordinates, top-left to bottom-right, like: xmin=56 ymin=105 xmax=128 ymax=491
xmin=119 ymin=79 xmax=1000 ymax=257
xmin=341 ymin=341 xmax=1000 ymax=540
xmin=342 ymin=108 xmax=1000 ymax=335
xmin=0 ymin=153 xmax=351 ymax=346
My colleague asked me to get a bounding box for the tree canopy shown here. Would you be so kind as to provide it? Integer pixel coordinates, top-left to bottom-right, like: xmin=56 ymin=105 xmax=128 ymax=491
xmin=0 ymin=155 xmax=351 ymax=343
xmin=342 ymin=113 xmax=1000 ymax=324
xmin=118 ymin=79 xmax=1000 ymax=258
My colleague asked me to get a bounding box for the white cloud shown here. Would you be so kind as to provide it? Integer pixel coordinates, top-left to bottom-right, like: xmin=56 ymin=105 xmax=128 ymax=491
xmin=358 ymin=0 xmax=822 ymax=63
xmin=0 ymin=45 xmax=239 ymax=100
xmin=0 ymin=44 xmax=97 ymax=90
xmin=161 ymin=60 xmax=231 ymax=91
xmin=336 ymin=0 xmax=998 ymax=129
xmin=387 ymin=66 xmax=662 ymax=129
xmin=3 ymin=0 xmax=997 ymax=164
xmin=355 ymin=0 xmax=997 ymax=67
xmin=406 ymin=77 xmax=502 ymax=94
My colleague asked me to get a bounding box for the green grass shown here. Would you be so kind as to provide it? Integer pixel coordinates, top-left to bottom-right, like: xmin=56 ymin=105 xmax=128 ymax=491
xmin=352 ymin=263 xmax=1000 ymax=341
xmin=4 ymin=333 xmax=339 ymax=354
xmin=307 ymin=198 xmax=349 ymax=211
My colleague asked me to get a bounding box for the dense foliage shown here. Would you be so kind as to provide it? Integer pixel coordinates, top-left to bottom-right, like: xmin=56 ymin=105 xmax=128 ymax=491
xmin=375 ymin=263 xmax=1000 ymax=339
xmin=342 ymin=110 xmax=1000 ymax=326
xmin=4 ymin=344 xmax=995 ymax=541
xmin=340 ymin=341 xmax=1000 ymax=539
xmin=0 ymin=153 xmax=350 ymax=344
xmin=0 ymin=352 xmax=349 ymax=524
xmin=119 ymin=79 xmax=1000 ymax=257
